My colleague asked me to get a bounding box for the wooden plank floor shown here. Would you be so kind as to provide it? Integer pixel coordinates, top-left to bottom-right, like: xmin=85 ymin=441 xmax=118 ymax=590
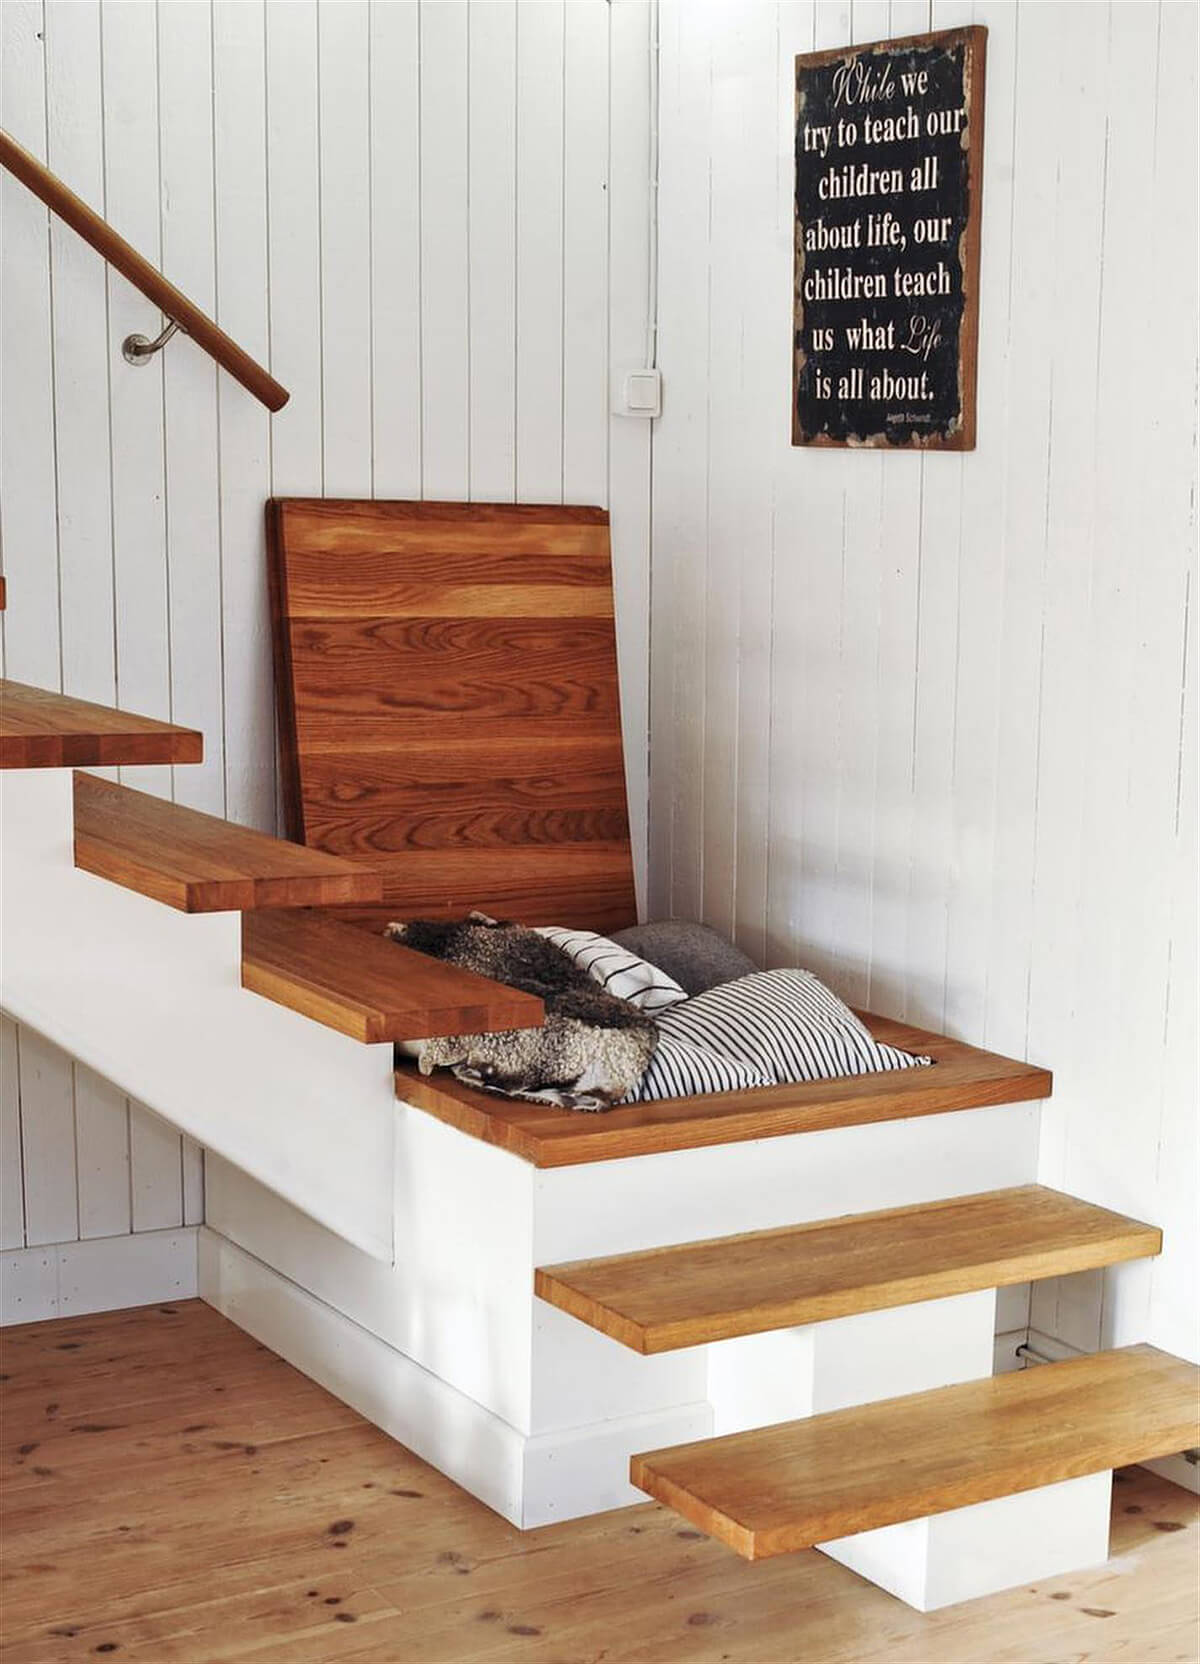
xmin=2 ymin=1303 xmax=1197 ymax=1663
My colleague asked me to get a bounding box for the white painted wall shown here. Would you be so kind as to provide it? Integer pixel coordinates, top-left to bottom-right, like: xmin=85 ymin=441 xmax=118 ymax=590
xmin=0 ymin=0 xmax=652 ymax=1309
xmin=649 ymin=0 xmax=1198 ymax=1359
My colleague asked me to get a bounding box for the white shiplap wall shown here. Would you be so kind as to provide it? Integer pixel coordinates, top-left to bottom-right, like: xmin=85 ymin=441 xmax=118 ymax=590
xmin=649 ymin=0 xmax=1198 ymax=1359
xmin=0 ymin=0 xmax=652 ymax=1312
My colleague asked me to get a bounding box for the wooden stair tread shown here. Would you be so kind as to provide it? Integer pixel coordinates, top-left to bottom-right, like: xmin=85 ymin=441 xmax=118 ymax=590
xmin=241 ymin=908 xmax=543 ymax=1042
xmin=631 ymin=1345 xmax=1200 ymax=1560
xmin=396 ymin=1019 xmax=1051 ymax=1167
xmin=74 ymin=772 xmax=384 ymax=913
xmin=536 ymin=1186 xmax=1161 ymax=1353
xmin=1 ymin=680 xmax=203 ymax=769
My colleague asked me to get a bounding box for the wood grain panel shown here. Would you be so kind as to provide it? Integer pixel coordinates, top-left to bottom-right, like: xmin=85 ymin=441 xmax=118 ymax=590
xmin=630 ymin=1345 xmax=1200 ymax=1560
xmin=73 ymin=771 xmax=384 ymax=913
xmin=283 ymin=548 xmax=615 ymax=618
xmin=1 ymin=680 xmax=203 ymax=770
xmin=241 ymin=908 xmax=543 ymax=1043
xmin=267 ymin=498 xmax=638 ymax=931
xmin=536 ymin=1185 xmax=1162 ymax=1352
xmin=396 ymin=1016 xmax=1052 ymax=1166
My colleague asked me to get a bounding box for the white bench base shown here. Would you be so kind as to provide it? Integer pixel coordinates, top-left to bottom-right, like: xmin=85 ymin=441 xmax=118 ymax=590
xmin=821 ymin=1470 xmax=1113 ymax=1611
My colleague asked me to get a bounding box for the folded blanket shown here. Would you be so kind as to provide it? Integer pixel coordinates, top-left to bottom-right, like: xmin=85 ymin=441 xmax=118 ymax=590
xmin=386 ymin=915 xmax=657 ymax=1111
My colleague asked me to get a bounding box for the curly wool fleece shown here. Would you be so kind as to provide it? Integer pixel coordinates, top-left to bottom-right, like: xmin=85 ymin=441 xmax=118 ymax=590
xmin=386 ymin=915 xmax=658 ymax=1112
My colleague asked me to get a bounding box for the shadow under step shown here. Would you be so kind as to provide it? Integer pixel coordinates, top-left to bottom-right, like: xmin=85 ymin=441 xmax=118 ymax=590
xmin=631 ymin=1344 xmax=1200 ymax=1560
xmin=241 ymin=908 xmax=543 ymax=1043
xmin=74 ymin=770 xmax=382 ymax=912
xmin=1 ymin=679 xmax=203 ymax=769
xmin=536 ymin=1185 xmax=1161 ymax=1352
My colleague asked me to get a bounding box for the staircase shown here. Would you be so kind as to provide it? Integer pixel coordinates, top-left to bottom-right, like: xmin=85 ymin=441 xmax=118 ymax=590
xmin=2 ymin=666 xmax=1196 ymax=1613
xmin=0 ymin=675 xmax=538 ymax=1257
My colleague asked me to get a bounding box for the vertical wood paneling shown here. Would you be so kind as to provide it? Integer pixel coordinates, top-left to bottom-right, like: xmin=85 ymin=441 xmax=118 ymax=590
xmin=419 ymin=0 xmax=470 ymax=499
xmin=213 ymin=0 xmax=274 ymax=833
xmin=0 ymin=1017 xmax=25 ymax=1251
xmin=648 ymin=0 xmax=715 ymax=924
xmin=44 ymin=0 xmax=116 ymax=717
xmin=608 ymin=0 xmax=653 ymax=907
xmin=182 ymin=1137 xmax=205 ymax=1227
xmin=468 ymin=0 xmax=517 ymax=502
xmin=1 ymin=1 xmax=62 ymax=693
xmin=318 ymin=0 xmax=372 ymax=498
xmin=266 ymin=0 xmax=323 ymax=497
xmin=369 ymin=0 xmax=422 ymax=500
xmin=129 ymin=1100 xmax=184 ymax=1233
xmin=101 ymin=0 xmax=172 ymax=802
xmin=762 ymin=0 xmax=816 ymax=965
xmin=158 ymin=0 xmax=224 ymax=816
xmin=17 ymin=1029 xmax=77 ymax=1248
xmin=74 ymin=1063 xmax=130 ymax=1240
xmin=562 ymin=0 xmax=609 ymax=508
xmin=515 ymin=1 xmax=565 ymax=502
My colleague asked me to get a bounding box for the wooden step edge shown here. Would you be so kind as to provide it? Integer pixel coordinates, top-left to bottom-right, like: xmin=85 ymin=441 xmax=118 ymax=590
xmin=240 ymin=908 xmax=543 ymax=1043
xmin=396 ymin=1022 xmax=1052 ymax=1168
xmin=1 ymin=679 xmax=203 ymax=769
xmin=73 ymin=771 xmax=384 ymax=913
xmin=630 ymin=1345 xmax=1200 ymax=1561
xmin=534 ymin=1187 xmax=1163 ymax=1354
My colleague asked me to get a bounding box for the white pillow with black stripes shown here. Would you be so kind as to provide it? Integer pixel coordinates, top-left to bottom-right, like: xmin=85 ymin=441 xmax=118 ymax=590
xmin=626 ymin=1033 xmax=772 ymax=1102
xmin=534 ymin=925 xmax=689 ymax=1015
xmin=656 ymin=969 xmax=932 ymax=1083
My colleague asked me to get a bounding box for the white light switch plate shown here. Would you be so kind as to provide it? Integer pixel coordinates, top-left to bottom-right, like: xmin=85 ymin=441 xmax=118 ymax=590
xmin=620 ymin=369 xmax=662 ymax=418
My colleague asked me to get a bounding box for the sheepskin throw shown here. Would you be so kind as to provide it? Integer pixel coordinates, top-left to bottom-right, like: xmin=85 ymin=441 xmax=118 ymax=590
xmin=386 ymin=915 xmax=658 ymax=1111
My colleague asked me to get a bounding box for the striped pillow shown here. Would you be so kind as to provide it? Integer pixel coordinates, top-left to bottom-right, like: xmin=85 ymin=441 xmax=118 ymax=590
xmin=534 ymin=926 xmax=689 ymax=1015
xmin=657 ymin=969 xmax=931 ymax=1083
xmin=625 ymin=1033 xmax=772 ymax=1102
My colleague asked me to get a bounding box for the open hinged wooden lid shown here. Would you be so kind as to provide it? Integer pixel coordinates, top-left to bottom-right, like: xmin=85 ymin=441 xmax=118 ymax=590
xmin=266 ymin=498 xmax=638 ymax=933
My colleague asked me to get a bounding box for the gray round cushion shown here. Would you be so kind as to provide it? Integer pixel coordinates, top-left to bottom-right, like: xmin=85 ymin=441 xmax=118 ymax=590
xmin=610 ymin=919 xmax=760 ymax=997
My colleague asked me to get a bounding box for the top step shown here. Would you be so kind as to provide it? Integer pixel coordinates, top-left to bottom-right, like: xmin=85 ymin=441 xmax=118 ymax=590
xmin=631 ymin=1344 xmax=1200 ymax=1560
xmin=74 ymin=771 xmax=383 ymax=913
xmin=1 ymin=680 xmax=203 ymax=770
xmin=396 ymin=1018 xmax=1051 ymax=1166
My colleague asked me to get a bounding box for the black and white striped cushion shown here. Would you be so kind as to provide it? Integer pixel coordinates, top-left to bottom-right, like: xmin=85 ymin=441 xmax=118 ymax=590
xmin=534 ymin=926 xmax=689 ymax=1014
xmin=625 ymin=1033 xmax=772 ymax=1102
xmin=657 ymin=969 xmax=931 ymax=1083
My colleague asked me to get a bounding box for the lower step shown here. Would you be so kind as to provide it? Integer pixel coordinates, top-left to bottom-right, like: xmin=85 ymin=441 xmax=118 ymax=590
xmin=630 ymin=1345 xmax=1200 ymax=1561
xmin=536 ymin=1185 xmax=1161 ymax=1353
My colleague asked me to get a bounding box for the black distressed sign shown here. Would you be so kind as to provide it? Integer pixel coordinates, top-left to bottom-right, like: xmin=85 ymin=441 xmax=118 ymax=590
xmin=792 ymin=26 xmax=986 ymax=450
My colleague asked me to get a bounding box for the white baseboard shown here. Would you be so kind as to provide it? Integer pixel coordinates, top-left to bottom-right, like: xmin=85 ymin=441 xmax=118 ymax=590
xmin=198 ymin=1226 xmax=710 ymax=1529
xmin=1 ymin=1227 xmax=198 ymax=1324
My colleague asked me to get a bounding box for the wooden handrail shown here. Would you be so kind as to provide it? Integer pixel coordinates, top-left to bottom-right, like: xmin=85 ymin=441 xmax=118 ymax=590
xmin=1 ymin=127 xmax=289 ymax=412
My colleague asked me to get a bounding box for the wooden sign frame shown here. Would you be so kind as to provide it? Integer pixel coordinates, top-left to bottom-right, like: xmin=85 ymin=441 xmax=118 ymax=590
xmin=792 ymin=26 xmax=987 ymax=451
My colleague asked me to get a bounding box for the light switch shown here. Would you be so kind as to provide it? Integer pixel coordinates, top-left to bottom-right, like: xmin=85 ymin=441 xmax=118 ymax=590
xmin=622 ymin=369 xmax=662 ymax=418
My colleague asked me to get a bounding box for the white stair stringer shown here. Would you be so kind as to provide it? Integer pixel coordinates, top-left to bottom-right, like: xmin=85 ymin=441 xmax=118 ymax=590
xmin=0 ymin=767 xmax=395 ymax=1260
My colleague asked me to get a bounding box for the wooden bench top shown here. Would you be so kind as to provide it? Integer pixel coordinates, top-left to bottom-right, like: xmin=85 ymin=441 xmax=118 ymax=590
xmin=395 ymin=1015 xmax=1051 ymax=1166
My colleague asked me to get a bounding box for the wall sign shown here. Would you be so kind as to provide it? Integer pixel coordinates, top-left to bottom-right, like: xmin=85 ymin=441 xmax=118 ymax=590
xmin=792 ymin=26 xmax=986 ymax=450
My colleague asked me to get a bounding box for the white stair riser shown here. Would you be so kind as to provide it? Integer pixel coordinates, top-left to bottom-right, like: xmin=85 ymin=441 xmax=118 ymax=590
xmin=0 ymin=767 xmax=396 ymax=1259
xmin=209 ymin=1094 xmax=1039 ymax=1441
xmin=707 ymin=1289 xmax=997 ymax=1435
xmin=820 ymin=1470 xmax=1113 ymax=1610
xmin=199 ymin=1228 xmax=711 ymax=1529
